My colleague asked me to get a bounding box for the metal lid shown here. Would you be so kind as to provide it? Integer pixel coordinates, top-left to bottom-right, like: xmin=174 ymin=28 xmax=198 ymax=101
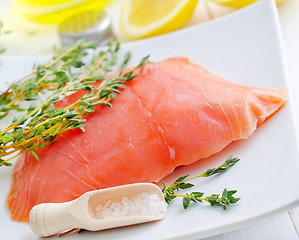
xmin=58 ymin=9 xmax=115 ymax=47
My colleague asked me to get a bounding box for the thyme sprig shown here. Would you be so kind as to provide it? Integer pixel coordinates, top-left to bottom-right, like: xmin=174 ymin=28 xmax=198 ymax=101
xmin=0 ymin=41 xmax=150 ymax=167
xmin=162 ymin=156 xmax=240 ymax=209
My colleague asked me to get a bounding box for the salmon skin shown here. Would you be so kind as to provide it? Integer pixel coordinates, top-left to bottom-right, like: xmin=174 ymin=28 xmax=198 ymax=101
xmin=6 ymin=57 xmax=287 ymax=222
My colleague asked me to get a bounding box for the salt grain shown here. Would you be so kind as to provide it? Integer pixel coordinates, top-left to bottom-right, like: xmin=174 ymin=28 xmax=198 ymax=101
xmin=94 ymin=192 xmax=167 ymax=219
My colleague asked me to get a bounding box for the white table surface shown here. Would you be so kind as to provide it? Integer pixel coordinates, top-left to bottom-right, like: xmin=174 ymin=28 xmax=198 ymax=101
xmin=1 ymin=0 xmax=299 ymax=239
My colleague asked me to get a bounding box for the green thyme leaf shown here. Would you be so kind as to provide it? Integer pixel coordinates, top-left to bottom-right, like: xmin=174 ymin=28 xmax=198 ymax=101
xmin=30 ymin=151 xmax=39 ymax=161
xmin=183 ymin=195 xmax=191 ymax=209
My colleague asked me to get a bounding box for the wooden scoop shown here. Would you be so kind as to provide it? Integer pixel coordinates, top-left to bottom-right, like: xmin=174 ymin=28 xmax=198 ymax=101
xmin=29 ymin=183 xmax=167 ymax=237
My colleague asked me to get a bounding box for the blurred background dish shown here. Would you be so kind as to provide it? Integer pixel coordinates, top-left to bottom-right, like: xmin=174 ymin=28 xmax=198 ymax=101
xmin=58 ymin=9 xmax=115 ymax=47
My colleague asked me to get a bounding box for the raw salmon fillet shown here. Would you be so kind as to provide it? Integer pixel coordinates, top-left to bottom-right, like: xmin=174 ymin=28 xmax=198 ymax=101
xmin=7 ymin=57 xmax=287 ymax=222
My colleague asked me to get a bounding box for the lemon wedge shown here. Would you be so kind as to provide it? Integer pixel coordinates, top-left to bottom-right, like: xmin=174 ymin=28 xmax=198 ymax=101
xmin=209 ymin=0 xmax=285 ymax=9
xmin=120 ymin=0 xmax=198 ymax=39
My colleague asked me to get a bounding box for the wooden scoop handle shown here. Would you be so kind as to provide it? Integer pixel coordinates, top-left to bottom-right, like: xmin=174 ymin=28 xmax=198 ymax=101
xmin=30 ymin=202 xmax=77 ymax=237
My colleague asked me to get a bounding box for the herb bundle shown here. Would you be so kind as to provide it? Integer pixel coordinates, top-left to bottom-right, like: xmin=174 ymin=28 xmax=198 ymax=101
xmin=0 ymin=41 xmax=149 ymax=167
xmin=162 ymin=156 xmax=240 ymax=209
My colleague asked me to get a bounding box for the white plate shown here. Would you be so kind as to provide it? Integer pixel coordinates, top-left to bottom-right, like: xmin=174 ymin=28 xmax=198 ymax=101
xmin=1 ymin=0 xmax=299 ymax=239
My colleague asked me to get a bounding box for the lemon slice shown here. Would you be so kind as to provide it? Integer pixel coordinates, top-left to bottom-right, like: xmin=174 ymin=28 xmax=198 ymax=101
xmin=209 ymin=0 xmax=285 ymax=9
xmin=12 ymin=0 xmax=73 ymax=7
xmin=120 ymin=0 xmax=198 ymax=39
xmin=12 ymin=0 xmax=111 ymax=24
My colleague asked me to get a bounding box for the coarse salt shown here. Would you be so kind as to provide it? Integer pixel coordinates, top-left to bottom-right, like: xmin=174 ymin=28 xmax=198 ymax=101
xmin=94 ymin=192 xmax=167 ymax=219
